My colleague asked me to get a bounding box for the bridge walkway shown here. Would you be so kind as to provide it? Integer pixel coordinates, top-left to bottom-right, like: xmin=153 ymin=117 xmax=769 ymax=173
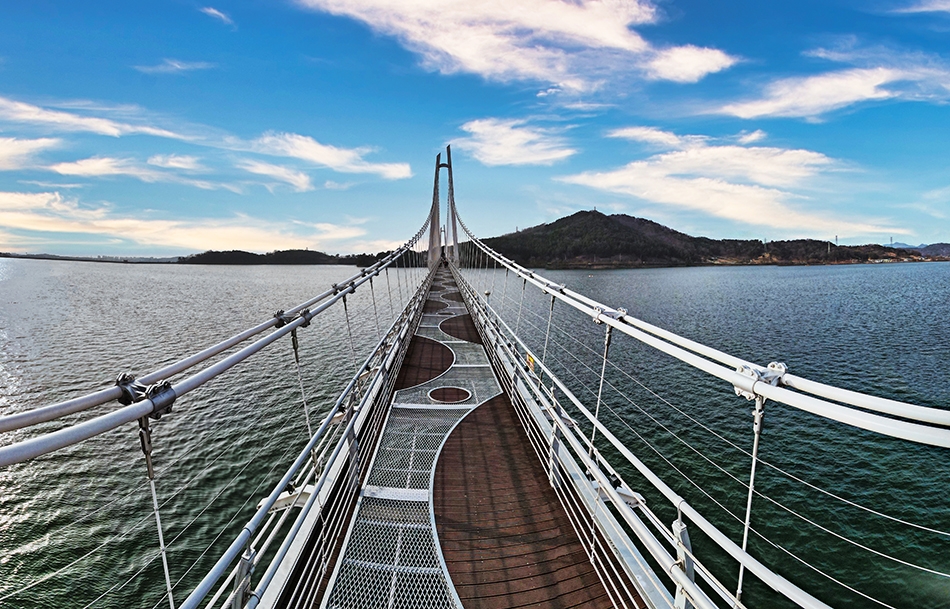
xmin=319 ymin=265 xmax=635 ymax=608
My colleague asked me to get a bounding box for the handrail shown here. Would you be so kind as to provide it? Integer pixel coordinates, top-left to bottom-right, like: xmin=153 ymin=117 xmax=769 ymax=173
xmin=179 ymin=265 xmax=433 ymax=609
xmin=453 ymin=214 xmax=950 ymax=447
xmin=0 ymin=222 xmax=431 ymax=466
xmin=451 ymin=262 xmax=833 ymax=609
xmin=0 ymin=220 xmax=430 ymax=435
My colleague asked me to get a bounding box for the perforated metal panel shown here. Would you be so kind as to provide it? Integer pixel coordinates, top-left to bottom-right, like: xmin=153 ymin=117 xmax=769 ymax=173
xmin=325 ymin=498 xmax=458 ymax=609
xmin=394 ymin=367 xmax=500 ymax=407
xmin=367 ymin=408 xmax=469 ymax=489
xmin=321 ymin=270 xmax=499 ymax=609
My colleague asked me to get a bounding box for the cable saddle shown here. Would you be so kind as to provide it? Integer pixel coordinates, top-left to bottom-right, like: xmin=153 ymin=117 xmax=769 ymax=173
xmin=733 ymin=362 xmax=787 ymax=401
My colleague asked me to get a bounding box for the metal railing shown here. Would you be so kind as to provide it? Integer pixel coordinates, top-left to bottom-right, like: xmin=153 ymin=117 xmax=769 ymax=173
xmin=449 ymin=203 xmax=950 ymax=609
xmin=0 ymin=211 xmax=436 ymax=609
xmin=182 ymin=263 xmax=437 ymax=609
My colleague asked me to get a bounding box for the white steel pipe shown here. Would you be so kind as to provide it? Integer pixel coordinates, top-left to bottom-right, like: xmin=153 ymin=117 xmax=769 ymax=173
xmin=0 ymin=238 xmax=428 ymax=435
xmin=0 ymin=254 xmax=424 ymax=467
xmin=457 ymin=225 xmax=950 ymax=447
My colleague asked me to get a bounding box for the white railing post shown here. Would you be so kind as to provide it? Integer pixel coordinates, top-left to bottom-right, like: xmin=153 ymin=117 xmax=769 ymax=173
xmin=232 ymin=545 xmax=255 ymax=609
xmin=673 ymin=516 xmax=696 ymax=609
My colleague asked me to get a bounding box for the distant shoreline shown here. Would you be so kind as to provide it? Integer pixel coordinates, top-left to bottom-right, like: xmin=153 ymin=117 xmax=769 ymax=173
xmin=4 ymin=209 xmax=949 ymax=269
xmin=0 ymin=249 xmax=387 ymax=267
xmin=0 ymin=252 xmax=177 ymax=264
xmin=3 ymin=249 xmax=949 ymax=269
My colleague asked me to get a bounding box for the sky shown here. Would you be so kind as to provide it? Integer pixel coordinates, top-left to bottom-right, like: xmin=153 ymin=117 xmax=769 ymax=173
xmin=2 ymin=0 xmax=950 ymax=256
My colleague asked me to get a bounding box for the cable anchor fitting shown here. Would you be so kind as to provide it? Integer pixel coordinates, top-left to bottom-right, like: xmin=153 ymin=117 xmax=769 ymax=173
xmin=274 ymin=309 xmax=294 ymax=328
xmin=733 ymin=361 xmax=787 ymax=401
xmin=145 ymin=381 xmax=176 ymax=420
xmin=116 ymin=372 xmax=147 ymax=405
xmin=593 ymin=306 xmax=626 ymax=324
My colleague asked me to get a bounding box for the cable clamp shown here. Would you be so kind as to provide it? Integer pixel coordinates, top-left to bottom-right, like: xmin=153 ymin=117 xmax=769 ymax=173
xmin=116 ymin=373 xmax=147 ymax=406
xmin=145 ymin=381 xmax=176 ymax=419
xmin=298 ymin=308 xmax=313 ymax=328
xmin=593 ymin=307 xmax=626 ymax=323
xmin=274 ymin=310 xmax=293 ymax=328
xmin=734 ymin=362 xmax=787 ymax=401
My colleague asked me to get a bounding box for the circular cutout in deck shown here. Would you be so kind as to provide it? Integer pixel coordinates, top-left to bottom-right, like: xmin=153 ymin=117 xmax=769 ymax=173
xmin=429 ymin=387 xmax=471 ymax=403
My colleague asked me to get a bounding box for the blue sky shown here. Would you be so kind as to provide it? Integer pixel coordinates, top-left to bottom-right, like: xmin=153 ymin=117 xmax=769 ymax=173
xmin=2 ymin=0 xmax=950 ymax=255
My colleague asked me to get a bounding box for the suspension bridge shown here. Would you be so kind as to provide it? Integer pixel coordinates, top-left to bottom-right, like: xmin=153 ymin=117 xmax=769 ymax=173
xmin=1 ymin=146 xmax=948 ymax=609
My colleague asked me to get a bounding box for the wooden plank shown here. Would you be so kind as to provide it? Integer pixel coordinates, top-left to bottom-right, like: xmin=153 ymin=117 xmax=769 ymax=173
xmin=434 ymin=393 xmax=620 ymax=609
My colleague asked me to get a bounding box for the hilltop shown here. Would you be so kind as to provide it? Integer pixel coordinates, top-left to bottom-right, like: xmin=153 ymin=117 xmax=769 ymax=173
xmin=482 ymin=211 xmax=946 ymax=269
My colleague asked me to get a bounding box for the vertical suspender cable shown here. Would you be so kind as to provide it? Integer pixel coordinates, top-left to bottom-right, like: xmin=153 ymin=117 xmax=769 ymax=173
xmin=138 ymin=416 xmax=176 ymax=609
xmin=385 ymin=267 xmax=395 ymax=319
xmin=369 ymin=278 xmax=382 ymax=342
xmin=290 ymin=329 xmax=313 ymax=438
xmin=490 ymin=255 xmax=498 ymax=301
xmin=737 ymin=396 xmax=766 ymax=603
xmin=589 ymin=325 xmax=613 ymax=457
xmin=515 ymin=278 xmax=527 ymax=335
xmin=341 ymin=295 xmax=358 ymax=374
xmin=540 ymin=295 xmax=556 ymax=383
xmin=501 ymin=268 xmax=510 ymax=319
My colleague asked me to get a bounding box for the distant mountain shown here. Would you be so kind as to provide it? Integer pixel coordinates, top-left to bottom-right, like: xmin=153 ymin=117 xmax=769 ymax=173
xmin=887 ymin=242 xmax=950 ymax=256
xmin=178 ymin=249 xmax=388 ymax=266
xmin=919 ymin=243 xmax=950 ymax=257
xmin=482 ymin=211 xmax=940 ymax=269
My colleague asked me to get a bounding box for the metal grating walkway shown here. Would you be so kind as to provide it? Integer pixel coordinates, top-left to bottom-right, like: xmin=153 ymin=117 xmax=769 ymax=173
xmin=322 ymin=268 xmax=499 ymax=609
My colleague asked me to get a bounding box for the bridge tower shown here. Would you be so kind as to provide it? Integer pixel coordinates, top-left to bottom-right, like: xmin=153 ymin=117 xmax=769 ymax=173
xmin=426 ymin=146 xmax=461 ymax=268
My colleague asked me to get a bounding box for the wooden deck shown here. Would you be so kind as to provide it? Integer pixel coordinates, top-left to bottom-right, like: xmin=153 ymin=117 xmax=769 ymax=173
xmin=434 ymin=393 xmax=615 ymax=609
xmin=421 ymin=270 xmax=625 ymax=608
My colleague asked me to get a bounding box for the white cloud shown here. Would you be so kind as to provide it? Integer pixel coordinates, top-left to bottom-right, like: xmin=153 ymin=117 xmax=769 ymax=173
xmin=0 ymin=95 xmax=183 ymax=139
xmin=200 ymin=6 xmax=234 ymax=24
xmin=295 ymin=0 xmax=735 ymax=89
xmin=250 ymin=132 xmax=412 ymax=179
xmin=645 ymin=45 xmax=737 ymax=83
xmin=559 ymin=128 xmax=903 ymax=237
xmin=0 ymin=96 xmax=411 ymax=181
xmin=236 ymin=159 xmax=314 ymax=192
xmin=720 ymin=68 xmax=904 ymax=119
xmin=0 ymin=137 xmax=60 ymax=170
xmin=0 ymin=191 xmax=371 ymax=253
xmin=134 ymin=59 xmax=215 ymax=74
xmin=50 ymin=157 xmax=165 ymax=182
xmin=147 ymin=154 xmax=205 ymax=171
xmin=324 ymin=180 xmax=355 ymax=190
xmin=894 ymin=0 xmax=950 ymax=12
xmin=293 ymin=221 xmax=365 ymax=240
xmin=738 ymin=129 xmax=767 ymax=144
xmin=18 ymin=180 xmax=84 ymax=189
xmin=717 ymin=42 xmax=950 ymax=119
xmin=608 ymin=126 xmax=705 ymax=148
xmin=50 ymin=156 xmax=240 ymax=192
xmin=453 ymin=118 xmax=576 ymax=166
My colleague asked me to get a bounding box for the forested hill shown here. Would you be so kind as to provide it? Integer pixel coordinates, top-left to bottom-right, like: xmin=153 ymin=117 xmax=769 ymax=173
xmin=481 ymin=211 xmax=931 ymax=268
xmin=177 ymin=249 xmax=385 ymax=266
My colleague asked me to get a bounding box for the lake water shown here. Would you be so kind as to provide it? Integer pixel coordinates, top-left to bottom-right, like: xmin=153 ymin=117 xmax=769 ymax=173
xmin=1 ymin=258 xmax=948 ymax=608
